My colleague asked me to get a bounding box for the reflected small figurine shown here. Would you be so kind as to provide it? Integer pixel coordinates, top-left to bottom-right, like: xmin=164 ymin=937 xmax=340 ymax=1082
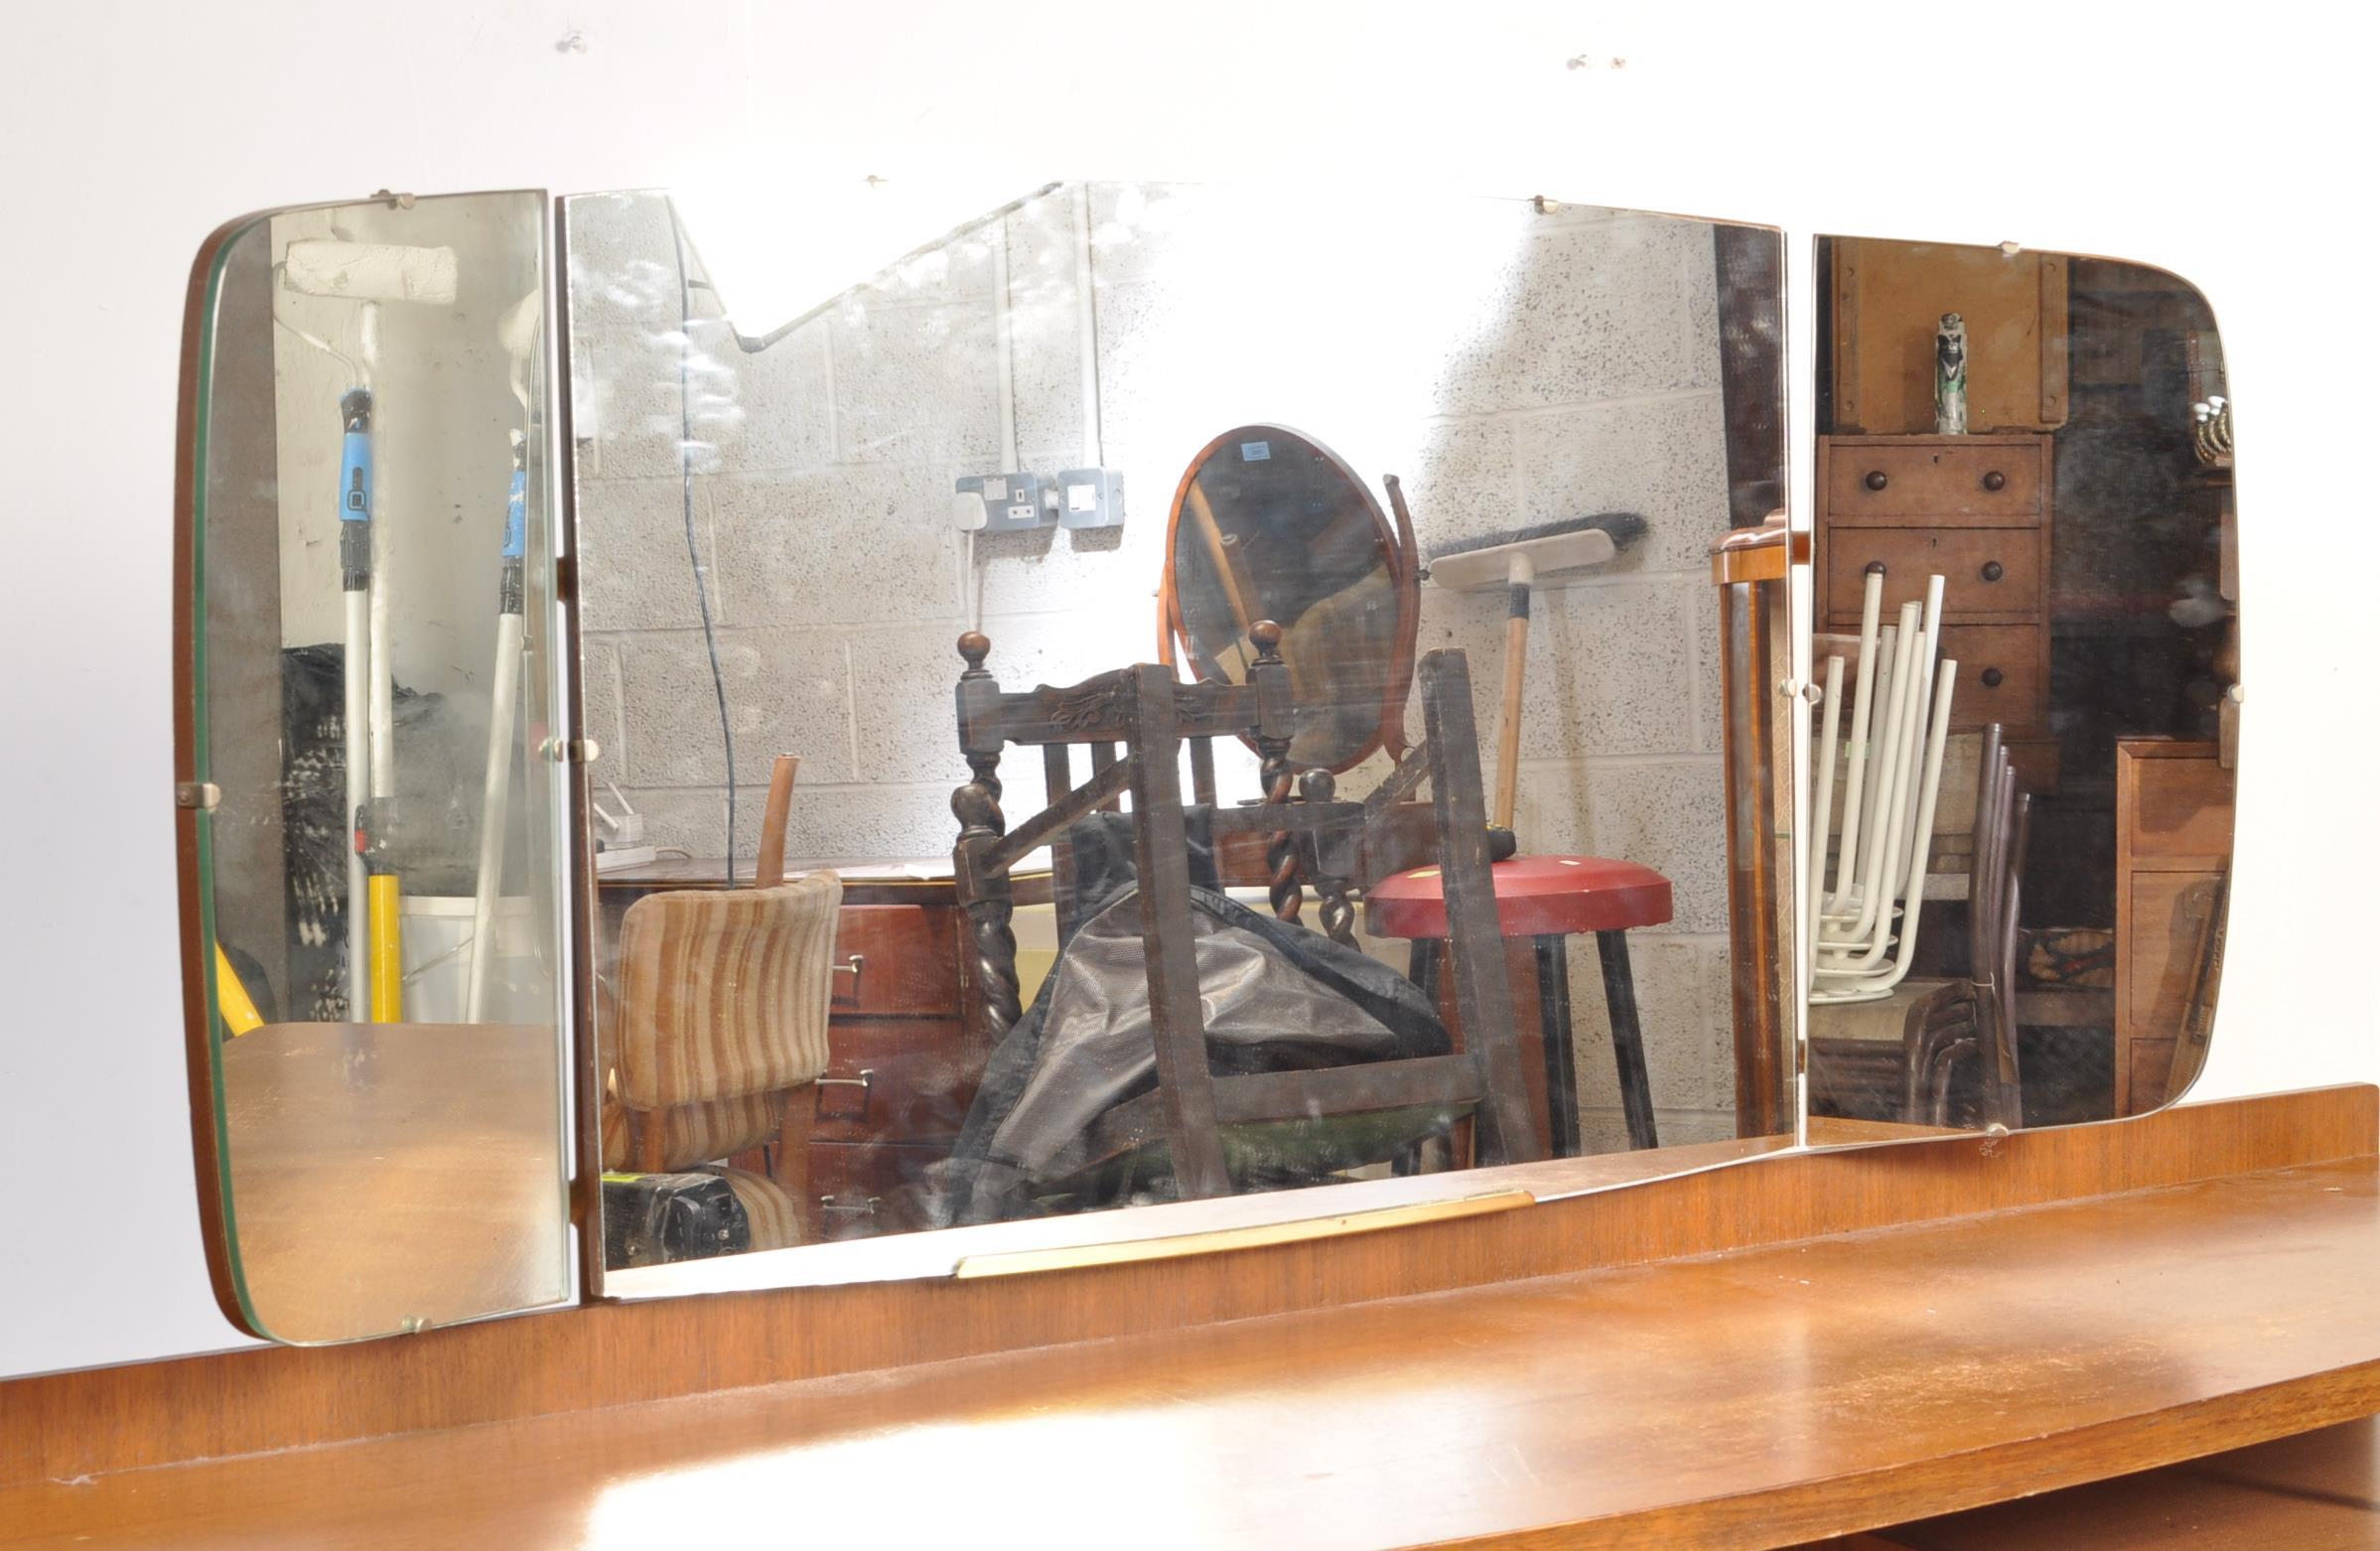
xmin=1935 ymin=311 xmax=1968 ymax=434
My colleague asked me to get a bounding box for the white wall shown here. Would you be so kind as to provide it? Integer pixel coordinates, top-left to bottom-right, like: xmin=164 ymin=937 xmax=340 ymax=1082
xmin=1 ymin=0 xmax=2369 ymax=1378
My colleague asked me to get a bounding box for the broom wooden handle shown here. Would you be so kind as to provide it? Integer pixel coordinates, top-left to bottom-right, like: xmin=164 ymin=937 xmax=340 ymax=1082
xmin=1495 ymin=589 xmax=1528 ymax=831
xmin=757 ymin=754 xmax=800 ymax=888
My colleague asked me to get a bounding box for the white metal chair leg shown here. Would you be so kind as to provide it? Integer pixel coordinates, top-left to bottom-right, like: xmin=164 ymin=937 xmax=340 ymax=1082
xmin=1824 ymin=617 xmax=1900 ymax=930
xmin=1821 ymin=603 xmax=1920 ymax=950
xmin=1827 ymin=566 xmax=1888 ymax=911
xmin=1807 ymin=654 xmax=1846 ymax=985
xmin=1818 ymin=586 xmax=1946 ymax=988
xmin=1831 ymin=657 xmax=1959 ymax=1000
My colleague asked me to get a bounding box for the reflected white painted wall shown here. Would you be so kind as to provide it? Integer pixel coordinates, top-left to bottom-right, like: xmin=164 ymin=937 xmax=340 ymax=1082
xmin=0 ymin=0 xmax=2367 ymax=1377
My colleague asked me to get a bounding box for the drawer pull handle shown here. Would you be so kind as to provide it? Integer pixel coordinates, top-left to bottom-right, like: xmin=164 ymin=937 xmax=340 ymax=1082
xmin=829 ymin=952 xmax=866 ymax=998
xmin=1982 ymin=471 xmax=2008 ymax=493
xmin=815 ymin=1066 xmax=875 ymax=1096
xmin=1864 ymin=470 xmax=1889 ymax=492
xmin=819 ymin=1195 xmax=882 ymax=1218
xmin=1981 ymin=561 xmax=2005 ymax=583
xmin=1981 ymin=667 xmax=2006 ymax=689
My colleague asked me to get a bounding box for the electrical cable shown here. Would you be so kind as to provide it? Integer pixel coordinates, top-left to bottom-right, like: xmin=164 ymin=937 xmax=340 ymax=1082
xmin=664 ymin=200 xmax=736 ymax=883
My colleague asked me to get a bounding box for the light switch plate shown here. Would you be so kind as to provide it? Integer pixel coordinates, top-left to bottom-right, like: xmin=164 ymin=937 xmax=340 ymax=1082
xmin=1056 ymin=467 xmax=1125 ymax=529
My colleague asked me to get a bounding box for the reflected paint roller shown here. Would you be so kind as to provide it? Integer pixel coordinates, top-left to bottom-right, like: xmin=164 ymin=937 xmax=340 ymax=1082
xmin=282 ymin=239 xmax=459 ymax=307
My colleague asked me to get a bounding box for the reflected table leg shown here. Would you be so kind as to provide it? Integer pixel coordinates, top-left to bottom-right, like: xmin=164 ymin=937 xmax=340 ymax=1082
xmin=1598 ymin=929 xmax=1660 ymax=1151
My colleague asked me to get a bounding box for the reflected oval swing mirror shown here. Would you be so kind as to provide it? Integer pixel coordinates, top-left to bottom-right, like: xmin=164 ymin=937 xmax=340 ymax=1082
xmin=1162 ymin=425 xmax=1420 ymax=774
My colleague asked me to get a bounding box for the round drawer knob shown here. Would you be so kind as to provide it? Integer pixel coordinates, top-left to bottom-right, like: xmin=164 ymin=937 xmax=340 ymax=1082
xmin=1864 ymin=470 xmax=1889 ymax=492
xmin=1981 ymin=561 xmax=2005 ymax=583
xmin=1981 ymin=667 xmax=2006 ymax=689
xmin=1982 ymin=471 xmax=2008 ymax=492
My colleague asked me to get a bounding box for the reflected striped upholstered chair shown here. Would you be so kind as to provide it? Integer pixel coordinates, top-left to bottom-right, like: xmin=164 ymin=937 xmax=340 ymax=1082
xmin=599 ymin=757 xmax=840 ymax=1251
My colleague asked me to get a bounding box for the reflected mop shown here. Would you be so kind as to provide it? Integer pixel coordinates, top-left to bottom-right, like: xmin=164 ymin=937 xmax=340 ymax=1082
xmin=466 ymin=292 xmax=542 ymax=1023
xmin=464 ymin=432 xmax=527 ymax=1022
xmin=274 ymin=237 xmax=459 ymax=1020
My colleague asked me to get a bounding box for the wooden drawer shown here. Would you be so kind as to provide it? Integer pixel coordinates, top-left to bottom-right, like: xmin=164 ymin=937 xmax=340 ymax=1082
xmin=1825 ymin=440 xmax=2043 ymax=523
xmin=1933 ymin=625 xmax=2044 ymax=731
xmin=1824 ymin=527 xmax=2041 ymax=623
xmin=2127 ymin=873 xmax=2225 ymax=1033
xmin=809 ymin=1141 xmax=947 ymax=1239
xmin=831 ymin=906 xmax=959 ymax=1016
xmin=812 ymin=1016 xmax=981 ymax=1144
xmin=2129 ymin=758 xmax=2237 ymax=865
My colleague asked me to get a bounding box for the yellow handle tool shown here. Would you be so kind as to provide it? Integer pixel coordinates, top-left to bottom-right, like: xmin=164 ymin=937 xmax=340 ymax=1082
xmin=367 ymin=874 xmax=404 ymax=1023
xmin=213 ymin=942 xmax=264 ymax=1038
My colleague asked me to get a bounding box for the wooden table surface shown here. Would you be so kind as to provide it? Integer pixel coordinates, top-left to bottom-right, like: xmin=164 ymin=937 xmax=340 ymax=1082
xmin=1850 ymin=1414 xmax=2380 ymax=1547
xmin=14 ymin=1150 xmax=2379 ymax=1547
xmin=219 ymin=1022 xmax=569 ymax=1343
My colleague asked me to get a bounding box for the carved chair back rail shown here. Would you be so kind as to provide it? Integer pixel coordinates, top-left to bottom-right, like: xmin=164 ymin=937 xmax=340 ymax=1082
xmin=950 ymin=622 xmax=1540 ymax=1200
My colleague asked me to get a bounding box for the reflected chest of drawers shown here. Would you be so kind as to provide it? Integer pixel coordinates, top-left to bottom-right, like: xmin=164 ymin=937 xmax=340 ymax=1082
xmin=1815 ymin=433 xmax=2057 ymax=786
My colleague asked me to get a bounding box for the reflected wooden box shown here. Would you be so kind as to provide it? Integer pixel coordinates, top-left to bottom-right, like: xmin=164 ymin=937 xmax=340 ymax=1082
xmin=2115 ymin=740 xmax=2234 ymax=1114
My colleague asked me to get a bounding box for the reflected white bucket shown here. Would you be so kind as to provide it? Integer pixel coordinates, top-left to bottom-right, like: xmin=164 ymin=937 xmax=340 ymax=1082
xmin=401 ymin=895 xmax=542 ymax=1025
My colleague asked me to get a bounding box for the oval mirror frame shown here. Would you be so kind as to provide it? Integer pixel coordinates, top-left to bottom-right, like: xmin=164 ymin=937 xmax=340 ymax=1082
xmin=1161 ymin=424 xmax=1421 ymax=774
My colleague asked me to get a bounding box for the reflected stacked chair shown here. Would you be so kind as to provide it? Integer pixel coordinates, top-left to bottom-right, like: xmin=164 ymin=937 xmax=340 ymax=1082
xmin=1806 ymin=566 xmax=2030 ymax=1126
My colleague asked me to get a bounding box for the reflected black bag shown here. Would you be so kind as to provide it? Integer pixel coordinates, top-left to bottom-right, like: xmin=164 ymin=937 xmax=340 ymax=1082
xmin=601 ymin=1172 xmax=751 ymax=1269
xmin=939 ymin=810 xmax=1454 ymax=1224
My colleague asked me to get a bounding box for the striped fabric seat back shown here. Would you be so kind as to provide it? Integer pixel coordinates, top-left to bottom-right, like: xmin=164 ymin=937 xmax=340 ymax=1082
xmin=600 ymin=1086 xmax=787 ymax=1174
xmin=614 ymin=873 xmax=842 ymax=1112
xmin=709 ymin=1166 xmax=801 ymax=1251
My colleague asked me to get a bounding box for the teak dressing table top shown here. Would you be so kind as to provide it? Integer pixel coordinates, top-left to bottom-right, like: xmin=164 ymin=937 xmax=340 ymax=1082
xmin=7 ymin=1087 xmax=2379 ymax=1549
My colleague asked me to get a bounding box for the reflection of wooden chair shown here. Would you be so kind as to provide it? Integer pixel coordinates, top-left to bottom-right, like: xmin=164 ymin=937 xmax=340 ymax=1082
xmin=1810 ymin=725 xmax=2030 ymax=1128
xmin=952 ymin=624 xmax=1540 ymax=1201
xmin=600 ymin=756 xmax=840 ymax=1249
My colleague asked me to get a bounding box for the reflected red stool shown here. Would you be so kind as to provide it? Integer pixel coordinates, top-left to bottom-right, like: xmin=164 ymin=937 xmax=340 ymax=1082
xmin=1367 ymin=855 xmax=1671 ymax=1155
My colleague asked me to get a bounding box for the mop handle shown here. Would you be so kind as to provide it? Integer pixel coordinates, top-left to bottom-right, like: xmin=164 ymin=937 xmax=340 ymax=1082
xmin=498 ymin=441 xmax=526 ymax=615
xmin=339 ymin=389 xmax=373 ymax=591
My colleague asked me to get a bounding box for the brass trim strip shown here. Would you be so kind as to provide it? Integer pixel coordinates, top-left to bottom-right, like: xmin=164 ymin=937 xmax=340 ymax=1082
xmin=951 ymin=1188 xmax=1536 ymax=1279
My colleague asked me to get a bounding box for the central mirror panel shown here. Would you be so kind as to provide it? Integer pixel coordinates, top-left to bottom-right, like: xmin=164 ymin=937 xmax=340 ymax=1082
xmin=563 ymin=183 xmax=1789 ymax=1279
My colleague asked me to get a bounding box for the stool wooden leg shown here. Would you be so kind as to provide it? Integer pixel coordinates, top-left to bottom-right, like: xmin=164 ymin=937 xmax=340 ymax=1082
xmin=1596 ymin=930 xmax=1660 ymax=1150
xmin=1408 ymin=940 xmax=1441 ymax=1005
xmin=1533 ymin=937 xmax=1582 ymax=1158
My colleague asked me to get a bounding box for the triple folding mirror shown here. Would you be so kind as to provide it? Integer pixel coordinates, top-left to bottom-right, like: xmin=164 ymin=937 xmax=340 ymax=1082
xmin=177 ymin=182 xmax=2233 ymax=1341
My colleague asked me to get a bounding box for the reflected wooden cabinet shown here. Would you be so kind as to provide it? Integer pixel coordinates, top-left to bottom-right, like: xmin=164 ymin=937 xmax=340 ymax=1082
xmin=1829 ymin=238 xmax=2069 ymax=435
xmin=2115 ymin=740 xmax=2235 ymax=1114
